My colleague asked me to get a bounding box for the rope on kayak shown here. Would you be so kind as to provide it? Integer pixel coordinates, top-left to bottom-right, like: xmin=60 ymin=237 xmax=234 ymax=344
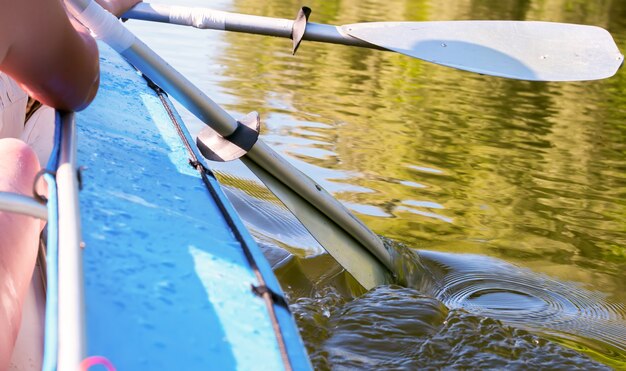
xmin=145 ymin=76 xmax=294 ymax=371
xmin=251 ymin=283 xmax=289 ymax=308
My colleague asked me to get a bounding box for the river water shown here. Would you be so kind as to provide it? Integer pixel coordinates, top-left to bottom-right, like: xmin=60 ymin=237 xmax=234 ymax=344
xmin=126 ymin=0 xmax=626 ymax=368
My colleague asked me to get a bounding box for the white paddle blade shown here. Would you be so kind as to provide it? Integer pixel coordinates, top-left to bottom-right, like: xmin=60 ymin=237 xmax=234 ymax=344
xmin=343 ymin=21 xmax=624 ymax=81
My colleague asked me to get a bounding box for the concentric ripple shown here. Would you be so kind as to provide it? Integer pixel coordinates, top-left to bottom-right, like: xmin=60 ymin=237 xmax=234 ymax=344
xmin=290 ymin=285 xmax=611 ymax=370
xmin=416 ymin=250 xmax=626 ymax=361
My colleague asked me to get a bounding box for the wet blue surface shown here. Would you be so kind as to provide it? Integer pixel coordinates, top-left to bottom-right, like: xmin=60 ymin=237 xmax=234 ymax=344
xmin=76 ymin=44 xmax=309 ymax=370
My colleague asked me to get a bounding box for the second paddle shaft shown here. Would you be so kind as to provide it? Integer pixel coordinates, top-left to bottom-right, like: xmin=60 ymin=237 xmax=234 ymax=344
xmin=69 ymin=0 xmax=395 ymax=272
xmin=124 ymin=3 xmax=380 ymax=49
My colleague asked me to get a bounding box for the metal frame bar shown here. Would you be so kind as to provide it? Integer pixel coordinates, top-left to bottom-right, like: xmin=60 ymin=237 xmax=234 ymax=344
xmin=55 ymin=112 xmax=86 ymax=370
xmin=0 ymin=192 xmax=47 ymax=220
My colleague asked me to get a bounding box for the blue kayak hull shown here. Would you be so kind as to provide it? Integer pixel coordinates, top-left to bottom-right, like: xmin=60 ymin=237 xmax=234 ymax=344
xmin=74 ymin=43 xmax=310 ymax=370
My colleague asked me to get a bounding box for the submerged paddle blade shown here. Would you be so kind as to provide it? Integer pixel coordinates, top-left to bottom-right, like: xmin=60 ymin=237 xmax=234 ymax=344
xmin=241 ymin=157 xmax=392 ymax=290
xmin=343 ymin=21 xmax=624 ymax=81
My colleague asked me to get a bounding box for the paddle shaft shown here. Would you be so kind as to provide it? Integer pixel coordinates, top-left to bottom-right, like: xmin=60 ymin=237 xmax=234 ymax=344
xmin=69 ymin=0 xmax=394 ymax=279
xmin=124 ymin=3 xmax=381 ymax=50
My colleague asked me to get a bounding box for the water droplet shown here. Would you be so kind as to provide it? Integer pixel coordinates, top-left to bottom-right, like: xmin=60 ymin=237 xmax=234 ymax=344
xmin=540 ymin=55 xmax=548 ymax=60
xmin=441 ymin=43 xmax=447 ymax=47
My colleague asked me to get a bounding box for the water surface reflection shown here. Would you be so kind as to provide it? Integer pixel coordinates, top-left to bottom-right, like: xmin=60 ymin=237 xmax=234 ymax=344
xmin=290 ymin=285 xmax=612 ymax=370
xmin=127 ymin=0 xmax=626 ymax=367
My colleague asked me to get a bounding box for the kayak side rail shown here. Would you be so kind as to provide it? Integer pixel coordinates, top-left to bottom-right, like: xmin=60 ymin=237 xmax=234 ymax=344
xmin=0 ymin=192 xmax=48 ymax=220
xmin=55 ymin=112 xmax=86 ymax=370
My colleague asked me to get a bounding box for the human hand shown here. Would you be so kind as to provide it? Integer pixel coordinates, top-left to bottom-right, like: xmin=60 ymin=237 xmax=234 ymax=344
xmin=95 ymin=0 xmax=142 ymax=18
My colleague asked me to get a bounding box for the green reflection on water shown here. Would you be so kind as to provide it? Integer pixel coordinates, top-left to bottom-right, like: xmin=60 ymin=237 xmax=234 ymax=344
xmin=213 ymin=0 xmax=626 ymax=367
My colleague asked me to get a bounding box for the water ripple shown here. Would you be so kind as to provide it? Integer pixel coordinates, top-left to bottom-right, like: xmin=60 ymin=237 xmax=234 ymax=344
xmin=416 ymin=250 xmax=626 ymax=362
xmin=290 ymin=285 xmax=611 ymax=370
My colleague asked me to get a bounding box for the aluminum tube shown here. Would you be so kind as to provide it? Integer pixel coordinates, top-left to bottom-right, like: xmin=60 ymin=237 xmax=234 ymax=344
xmin=56 ymin=112 xmax=86 ymax=371
xmin=224 ymin=13 xmax=293 ymax=37
xmin=125 ymin=3 xmax=379 ymax=49
xmin=247 ymin=141 xmax=394 ymax=271
xmin=120 ymin=42 xmax=239 ymax=137
xmin=0 ymin=192 xmax=48 ymax=220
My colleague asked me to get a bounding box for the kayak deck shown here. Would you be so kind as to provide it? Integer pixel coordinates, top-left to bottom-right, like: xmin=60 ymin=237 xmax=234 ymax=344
xmin=74 ymin=43 xmax=309 ymax=369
